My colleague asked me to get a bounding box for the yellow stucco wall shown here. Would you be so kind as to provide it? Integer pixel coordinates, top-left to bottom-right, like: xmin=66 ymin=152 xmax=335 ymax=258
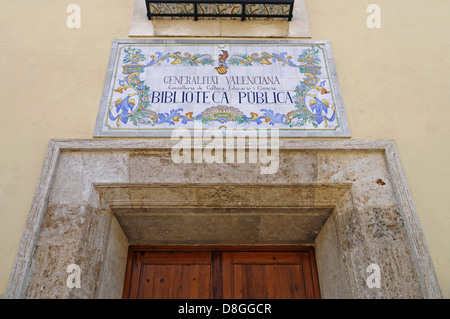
xmin=0 ymin=0 xmax=449 ymax=298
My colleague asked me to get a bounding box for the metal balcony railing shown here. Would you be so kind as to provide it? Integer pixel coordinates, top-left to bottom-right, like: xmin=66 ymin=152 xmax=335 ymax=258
xmin=145 ymin=0 xmax=295 ymax=21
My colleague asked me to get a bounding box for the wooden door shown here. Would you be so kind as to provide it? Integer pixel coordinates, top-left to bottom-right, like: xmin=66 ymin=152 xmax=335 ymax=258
xmin=123 ymin=246 xmax=320 ymax=299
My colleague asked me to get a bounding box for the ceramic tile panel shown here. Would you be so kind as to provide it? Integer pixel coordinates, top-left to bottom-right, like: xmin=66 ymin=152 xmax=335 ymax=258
xmin=246 ymin=3 xmax=291 ymax=20
xmin=94 ymin=39 xmax=350 ymax=137
xmin=148 ymin=2 xmax=194 ymax=19
xmin=198 ymin=3 xmax=242 ymax=15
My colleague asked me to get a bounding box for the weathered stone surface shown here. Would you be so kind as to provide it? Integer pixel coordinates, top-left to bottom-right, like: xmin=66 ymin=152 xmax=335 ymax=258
xmin=258 ymin=210 xmax=331 ymax=243
xmin=25 ymin=243 xmax=78 ymax=299
xmin=363 ymin=206 xmax=406 ymax=242
xmin=79 ymin=207 xmax=112 ymax=252
xmin=49 ymin=151 xmax=130 ymax=205
xmin=37 ymin=204 xmax=87 ymax=245
xmin=128 ymin=150 xmax=318 ymax=184
xmin=97 ymin=216 xmax=128 ymax=299
xmin=113 ymin=207 xmax=332 ymax=245
xmin=69 ymin=245 xmax=105 ymax=299
xmin=317 ymin=151 xmax=398 ymax=208
xmin=24 ymin=204 xmax=114 ymax=299
xmin=315 ymin=214 xmax=352 ymax=299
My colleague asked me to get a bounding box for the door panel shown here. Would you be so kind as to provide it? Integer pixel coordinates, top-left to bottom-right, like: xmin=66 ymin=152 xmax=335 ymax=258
xmin=126 ymin=251 xmax=213 ymax=299
xmin=123 ymin=246 xmax=320 ymax=299
xmin=232 ymin=264 xmax=305 ymax=299
xmin=222 ymin=252 xmax=317 ymax=299
xmin=139 ymin=264 xmax=212 ymax=299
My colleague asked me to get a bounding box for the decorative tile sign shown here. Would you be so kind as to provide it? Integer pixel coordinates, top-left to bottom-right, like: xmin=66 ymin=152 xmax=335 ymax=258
xmin=94 ymin=39 xmax=350 ymax=137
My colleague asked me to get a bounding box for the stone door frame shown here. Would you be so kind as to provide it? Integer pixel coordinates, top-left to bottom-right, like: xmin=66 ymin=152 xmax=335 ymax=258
xmin=4 ymin=139 xmax=442 ymax=298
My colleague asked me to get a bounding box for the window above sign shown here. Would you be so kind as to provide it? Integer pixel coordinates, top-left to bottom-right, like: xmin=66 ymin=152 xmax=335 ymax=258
xmin=145 ymin=0 xmax=294 ymax=21
xmin=129 ymin=0 xmax=311 ymax=37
